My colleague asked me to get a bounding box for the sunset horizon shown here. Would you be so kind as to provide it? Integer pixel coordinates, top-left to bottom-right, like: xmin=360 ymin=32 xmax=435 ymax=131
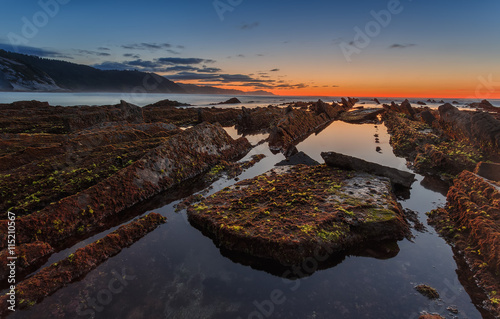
xmin=1 ymin=0 xmax=499 ymax=100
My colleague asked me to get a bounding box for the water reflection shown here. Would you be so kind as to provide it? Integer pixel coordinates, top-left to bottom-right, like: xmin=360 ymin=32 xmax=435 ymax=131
xmin=10 ymin=120 xmax=484 ymax=319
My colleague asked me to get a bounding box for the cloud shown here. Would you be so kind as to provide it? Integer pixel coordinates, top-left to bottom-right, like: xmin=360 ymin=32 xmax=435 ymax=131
xmin=241 ymin=22 xmax=259 ymax=30
xmin=0 ymin=43 xmax=71 ymax=59
xmin=163 ymin=66 xmax=200 ymax=72
xmin=77 ymin=49 xmax=111 ymax=57
xmin=123 ymin=53 xmax=140 ymax=59
xmin=197 ymin=67 xmax=222 ymax=73
xmin=122 ymin=43 xmax=172 ymax=50
xmin=389 ymin=43 xmax=416 ymax=49
xmin=93 ymin=56 xmax=217 ymax=72
xmin=270 ymin=68 xmax=280 ymax=72
xmin=126 ymin=59 xmax=159 ymax=68
xmin=166 ymin=49 xmax=181 ymax=55
xmin=157 ymin=57 xmax=215 ymax=65
xmin=98 ymin=47 xmax=110 ymax=51
xmin=166 ymin=72 xmax=221 ymax=80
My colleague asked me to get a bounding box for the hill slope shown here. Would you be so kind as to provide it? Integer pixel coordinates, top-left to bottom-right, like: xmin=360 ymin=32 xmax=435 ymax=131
xmin=0 ymin=50 xmax=185 ymax=93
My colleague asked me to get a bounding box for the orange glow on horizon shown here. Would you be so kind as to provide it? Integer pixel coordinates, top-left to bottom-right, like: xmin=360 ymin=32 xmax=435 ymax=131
xmin=178 ymin=81 xmax=500 ymax=100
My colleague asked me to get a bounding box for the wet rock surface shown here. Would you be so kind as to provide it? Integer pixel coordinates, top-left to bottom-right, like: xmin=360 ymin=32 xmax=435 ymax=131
xmin=0 ymin=122 xmax=251 ymax=250
xmin=268 ymin=100 xmax=351 ymax=152
xmin=322 ymin=151 xmax=415 ymax=188
xmin=0 ymin=241 xmax=54 ymax=282
xmin=211 ymin=97 xmax=241 ymax=105
xmin=383 ymin=110 xmax=485 ymax=181
xmin=383 ymin=99 xmax=416 ymax=119
xmin=187 ymin=164 xmax=410 ymax=265
xmin=474 ymin=161 xmax=500 ymax=182
xmin=0 ymin=100 xmax=144 ymax=134
xmin=427 ymin=171 xmax=500 ymax=317
xmin=0 ymin=213 xmax=166 ymax=316
xmin=439 ymin=103 xmax=500 ymax=158
xmin=235 ymin=106 xmax=283 ymax=132
xmin=415 ymin=284 xmax=440 ymax=299
xmin=0 ymin=123 xmax=182 ymax=218
xmin=338 ymin=108 xmax=384 ymax=124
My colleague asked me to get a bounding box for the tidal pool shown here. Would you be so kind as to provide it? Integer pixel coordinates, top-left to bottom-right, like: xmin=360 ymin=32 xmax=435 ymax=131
xmin=10 ymin=120 xmax=486 ymax=319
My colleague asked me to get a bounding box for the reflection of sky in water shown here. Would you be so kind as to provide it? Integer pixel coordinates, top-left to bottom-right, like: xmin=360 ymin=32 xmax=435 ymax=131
xmin=12 ymin=120 xmax=482 ymax=319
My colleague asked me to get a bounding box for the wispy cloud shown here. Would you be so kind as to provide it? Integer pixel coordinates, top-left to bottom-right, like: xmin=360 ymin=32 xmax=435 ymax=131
xmin=0 ymin=43 xmax=72 ymax=59
xmin=270 ymin=68 xmax=280 ymax=72
xmin=122 ymin=43 xmax=172 ymax=50
xmin=241 ymin=22 xmax=259 ymax=30
xmin=93 ymin=56 xmax=217 ymax=72
xmin=98 ymin=47 xmax=110 ymax=51
xmin=77 ymin=49 xmax=111 ymax=57
xmin=157 ymin=57 xmax=215 ymax=65
xmin=389 ymin=43 xmax=416 ymax=49
xmin=123 ymin=53 xmax=140 ymax=59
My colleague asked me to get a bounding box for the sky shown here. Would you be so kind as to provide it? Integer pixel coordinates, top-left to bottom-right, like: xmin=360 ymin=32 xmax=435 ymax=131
xmin=0 ymin=0 xmax=499 ymax=98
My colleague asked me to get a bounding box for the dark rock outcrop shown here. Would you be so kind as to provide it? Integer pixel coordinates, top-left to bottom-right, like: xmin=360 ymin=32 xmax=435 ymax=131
xmin=0 ymin=123 xmax=251 ymax=249
xmin=419 ymin=110 xmax=436 ymax=125
xmin=63 ymin=100 xmax=144 ymax=132
xmin=0 ymin=100 xmax=143 ymax=134
xmin=188 ymin=164 xmax=410 ymax=265
xmin=439 ymin=103 xmax=500 ymax=157
xmin=321 ymin=151 xmax=415 ymax=188
xmin=268 ymin=109 xmax=330 ymax=151
xmin=474 ymin=162 xmax=500 ymax=182
xmin=428 ymin=171 xmax=500 ymax=317
xmin=211 ymin=97 xmax=241 ymax=105
xmin=0 ymin=241 xmax=54 ymax=281
xmin=198 ymin=108 xmax=242 ymax=126
xmin=341 ymin=97 xmax=359 ymax=108
xmin=383 ymin=99 xmax=415 ymax=118
xmin=275 ymin=151 xmax=320 ymax=166
xmin=269 ymin=100 xmax=352 ymax=151
xmin=146 ymin=99 xmax=191 ymax=107
xmin=310 ymin=99 xmax=347 ymax=120
xmin=235 ymin=106 xmax=283 ymax=132
xmin=339 ymin=108 xmax=384 ymax=123
xmin=0 ymin=213 xmax=166 ymax=315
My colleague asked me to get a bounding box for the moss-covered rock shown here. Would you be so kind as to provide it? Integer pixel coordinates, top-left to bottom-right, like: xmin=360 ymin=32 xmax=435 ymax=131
xmin=188 ymin=164 xmax=410 ymax=264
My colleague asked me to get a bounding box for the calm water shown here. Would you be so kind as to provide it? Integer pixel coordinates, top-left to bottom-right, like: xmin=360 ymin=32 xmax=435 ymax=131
xmin=0 ymin=92 xmax=498 ymax=109
xmin=8 ymin=119 xmax=486 ymax=319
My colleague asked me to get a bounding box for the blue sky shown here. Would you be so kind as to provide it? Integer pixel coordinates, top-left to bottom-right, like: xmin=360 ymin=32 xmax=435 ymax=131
xmin=1 ymin=0 xmax=499 ymax=97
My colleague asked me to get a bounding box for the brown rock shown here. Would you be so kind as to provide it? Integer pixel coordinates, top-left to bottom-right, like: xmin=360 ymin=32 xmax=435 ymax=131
xmin=321 ymin=151 xmax=415 ymax=188
xmin=188 ymin=165 xmax=409 ymax=265
xmin=0 ymin=123 xmax=251 ymax=249
xmin=474 ymin=162 xmax=500 ymax=182
xmin=439 ymin=103 xmax=500 ymax=157
xmin=0 ymin=213 xmax=166 ymax=314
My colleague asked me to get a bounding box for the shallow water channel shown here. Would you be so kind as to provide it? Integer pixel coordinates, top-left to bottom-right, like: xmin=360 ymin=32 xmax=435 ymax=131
xmin=11 ymin=120 xmax=485 ymax=319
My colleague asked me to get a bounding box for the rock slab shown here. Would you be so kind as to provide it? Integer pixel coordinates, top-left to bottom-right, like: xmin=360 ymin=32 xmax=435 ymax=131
xmin=321 ymin=151 xmax=415 ymax=188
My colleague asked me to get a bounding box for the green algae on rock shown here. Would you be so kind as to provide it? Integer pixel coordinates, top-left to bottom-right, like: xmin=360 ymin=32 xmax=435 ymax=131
xmin=0 ymin=122 xmax=251 ymax=251
xmin=415 ymin=284 xmax=440 ymax=299
xmin=427 ymin=170 xmax=500 ymax=317
xmin=0 ymin=213 xmax=166 ymax=316
xmin=187 ymin=164 xmax=410 ymax=265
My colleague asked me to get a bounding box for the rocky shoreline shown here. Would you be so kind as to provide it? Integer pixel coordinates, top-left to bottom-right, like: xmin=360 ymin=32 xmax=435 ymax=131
xmin=0 ymin=97 xmax=499 ymax=317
